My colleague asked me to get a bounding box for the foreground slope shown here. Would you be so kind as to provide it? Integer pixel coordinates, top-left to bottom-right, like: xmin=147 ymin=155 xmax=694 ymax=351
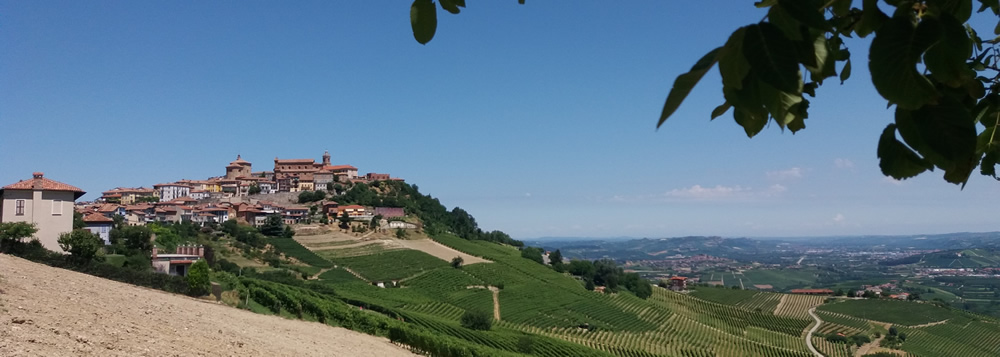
xmin=0 ymin=254 xmax=415 ymax=357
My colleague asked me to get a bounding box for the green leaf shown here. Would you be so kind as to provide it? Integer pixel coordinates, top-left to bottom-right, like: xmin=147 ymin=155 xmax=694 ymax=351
xmin=926 ymin=0 xmax=974 ymax=22
xmin=877 ymin=124 xmax=934 ymax=180
xmin=895 ymin=97 xmax=978 ymax=184
xmin=832 ymin=0 xmax=853 ymax=17
xmin=758 ymin=79 xmax=804 ymax=130
xmin=840 ymin=59 xmax=852 ymax=84
xmin=777 ymin=0 xmax=829 ymax=30
xmin=805 ymin=34 xmax=837 ymax=82
xmin=411 ymin=0 xmax=438 ymax=45
xmin=868 ymin=14 xmax=941 ymax=110
xmin=440 ymin=0 xmax=461 ymax=14
xmin=787 ymin=99 xmax=809 ymax=133
xmin=658 ymin=47 xmax=723 ymax=128
xmin=743 ymin=23 xmax=802 ymax=93
xmin=924 ymin=14 xmax=973 ymax=87
xmin=755 ymin=0 xmax=778 ymax=7
xmin=978 ymin=0 xmax=1000 ymax=13
xmin=855 ymin=0 xmax=887 ymax=37
xmin=719 ymin=28 xmax=750 ymax=90
xmin=734 ymin=106 xmax=770 ymax=138
xmin=768 ymin=5 xmax=804 ymax=41
xmin=711 ymin=102 xmax=732 ymax=120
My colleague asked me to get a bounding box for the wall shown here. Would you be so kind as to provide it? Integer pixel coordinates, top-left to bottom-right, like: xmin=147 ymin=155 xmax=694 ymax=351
xmin=1 ymin=189 xmax=75 ymax=252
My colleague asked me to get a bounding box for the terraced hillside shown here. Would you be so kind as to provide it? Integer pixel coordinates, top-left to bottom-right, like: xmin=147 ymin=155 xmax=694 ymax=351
xmin=222 ymin=230 xmax=1000 ymax=357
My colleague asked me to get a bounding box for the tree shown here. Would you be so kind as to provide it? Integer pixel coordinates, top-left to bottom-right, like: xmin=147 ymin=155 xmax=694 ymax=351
xmin=73 ymin=211 xmax=85 ymax=229
xmin=395 ymin=228 xmax=407 ymax=239
xmin=410 ymin=1 xmax=1000 ymax=185
xmin=520 ymin=246 xmax=544 ymax=264
xmin=0 ymin=222 xmax=37 ymax=251
xmin=549 ymin=249 xmax=563 ymax=266
xmin=898 ymin=332 xmax=907 ymax=342
xmin=451 ymin=256 xmax=464 ymax=268
xmin=248 ymin=184 xmax=261 ymax=195
xmin=888 ymin=326 xmax=898 ymax=337
xmin=58 ymin=229 xmax=103 ymax=261
xmin=339 ymin=211 xmax=352 ymax=229
xmin=460 ymin=309 xmax=493 ymax=330
xmin=186 ymin=260 xmax=211 ymax=296
xmin=109 ymin=225 xmax=153 ymax=255
xmin=260 ymin=214 xmax=285 ymax=237
xmin=847 ymin=289 xmax=857 ymax=298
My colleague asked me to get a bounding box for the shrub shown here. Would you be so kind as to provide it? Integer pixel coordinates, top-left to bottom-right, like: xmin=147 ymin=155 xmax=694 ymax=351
xmin=460 ymin=309 xmax=493 ymax=331
xmin=186 ymin=260 xmax=211 ymax=296
xmin=58 ymin=229 xmax=103 ymax=261
xmin=451 ymin=256 xmax=464 ymax=269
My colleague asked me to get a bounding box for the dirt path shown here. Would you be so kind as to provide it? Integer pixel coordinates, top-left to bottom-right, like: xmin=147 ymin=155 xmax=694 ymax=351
xmin=343 ymin=267 xmax=370 ymax=282
xmin=909 ymin=319 xmax=948 ymax=328
xmin=490 ymin=286 xmax=500 ymax=321
xmin=0 ymin=254 xmax=414 ymax=357
xmin=804 ymin=308 xmax=824 ymax=357
xmin=854 ymin=323 xmax=892 ymax=357
xmin=775 ymin=294 xmax=788 ymax=315
xmin=309 ymin=267 xmax=331 ymax=280
xmin=466 ymin=285 xmax=501 ymax=321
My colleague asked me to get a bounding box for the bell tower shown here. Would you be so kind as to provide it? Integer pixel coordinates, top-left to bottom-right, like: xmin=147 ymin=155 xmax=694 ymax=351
xmin=322 ymin=150 xmax=331 ymax=166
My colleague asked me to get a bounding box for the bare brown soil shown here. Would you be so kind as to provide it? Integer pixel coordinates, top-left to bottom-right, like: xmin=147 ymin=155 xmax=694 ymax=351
xmin=0 ymin=254 xmax=415 ymax=357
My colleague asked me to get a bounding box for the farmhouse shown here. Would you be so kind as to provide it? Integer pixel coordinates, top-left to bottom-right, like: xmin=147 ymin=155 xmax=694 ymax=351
xmin=1 ymin=172 xmax=86 ymax=252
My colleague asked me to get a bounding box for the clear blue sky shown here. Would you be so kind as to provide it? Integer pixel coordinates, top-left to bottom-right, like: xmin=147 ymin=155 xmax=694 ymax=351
xmin=3 ymin=1 xmax=998 ymax=239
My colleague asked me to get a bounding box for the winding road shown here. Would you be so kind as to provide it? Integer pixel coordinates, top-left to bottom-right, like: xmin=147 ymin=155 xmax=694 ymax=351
xmin=805 ymin=307 xmax=823 ymax=357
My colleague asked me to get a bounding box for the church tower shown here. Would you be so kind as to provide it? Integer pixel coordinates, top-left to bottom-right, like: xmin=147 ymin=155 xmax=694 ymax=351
xmin=322 ymin=150 xmax=331 ymax=166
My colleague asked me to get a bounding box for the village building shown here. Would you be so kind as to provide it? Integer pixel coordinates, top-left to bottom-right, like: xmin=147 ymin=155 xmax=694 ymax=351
xmin=1 ymin=173 xmax=86 ymax=252
xmin=151 ymin=245 xmax=204 ymax=276
xmin=82 ymin=212 xmax=114 ymax=244
xmin=154 ymin=183 xmax=191 ymax=202
xmin=225 ymin=155 xmax=253 ymax=179
xmin=668 ymin=276 xmax=688 ymax=291
xmin=101 ymin=187 xmax=158 ymax=204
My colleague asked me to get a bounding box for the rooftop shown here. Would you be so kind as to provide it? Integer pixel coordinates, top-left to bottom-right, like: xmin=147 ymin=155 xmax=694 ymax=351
xmin=2 ymin=173 xmax=85 ymax=199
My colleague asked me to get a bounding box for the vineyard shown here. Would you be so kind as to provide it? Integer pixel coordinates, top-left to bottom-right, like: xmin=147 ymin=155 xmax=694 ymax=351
xmin=222 ymin=231 xmax=1000 ymax=357
xmin=328 ymin=249 xmax=448 ymax=282
xmin=773 ymin=294 xmax=825 ymax=320
xmin=817 ymin=299 xmax=954 ymax=326
xmin=898 ymin=316 xmax=1000 ymax=357
xmin=689 ymin=287 xmax=782 ymax=313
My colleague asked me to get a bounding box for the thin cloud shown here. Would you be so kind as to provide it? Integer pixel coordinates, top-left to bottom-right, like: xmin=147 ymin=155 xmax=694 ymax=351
xmin=766 ymin=167 xmax=803 ymax=180
xmin=881 ymin=177 xmax=904 ymax=185
xmin=834 ymin=158 xmax=855 ymax=169
xmin=664 ymin=184 xmax=748 ymax=199
xmin=833 ymin=213 xmax=845 ymax=223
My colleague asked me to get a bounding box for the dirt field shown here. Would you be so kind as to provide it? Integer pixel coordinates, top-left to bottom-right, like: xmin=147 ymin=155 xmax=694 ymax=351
xmin=0 ymin=254 xmax=415 ymax=357
xmin=294 ymin=227 xmax=490 ymax=265
xmin=395 ymin=239 xmax=490 ymax=265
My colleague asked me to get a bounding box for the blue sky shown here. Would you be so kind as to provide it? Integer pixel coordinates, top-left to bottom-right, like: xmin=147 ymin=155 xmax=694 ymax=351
xmin=2 ymin=1 xmax=998 ymax=239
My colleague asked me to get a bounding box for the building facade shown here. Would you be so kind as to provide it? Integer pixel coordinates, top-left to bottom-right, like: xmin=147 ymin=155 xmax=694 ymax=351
xmin=1 ymin=173 xmax=85 ymax=252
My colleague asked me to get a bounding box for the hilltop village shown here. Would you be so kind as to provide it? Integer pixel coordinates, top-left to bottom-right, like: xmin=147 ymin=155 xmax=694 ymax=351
xmin=87 ymin=152 xmax=403 ymax=230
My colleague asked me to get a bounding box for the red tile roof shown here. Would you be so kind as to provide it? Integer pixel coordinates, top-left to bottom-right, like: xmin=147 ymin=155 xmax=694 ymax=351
xmin=2 ymin=173 xmax=85 ymax=198
xmin=82 ymin=212 xmax=114 ymax=223
xmin=324 ymin=165 xmax=357 ymax=171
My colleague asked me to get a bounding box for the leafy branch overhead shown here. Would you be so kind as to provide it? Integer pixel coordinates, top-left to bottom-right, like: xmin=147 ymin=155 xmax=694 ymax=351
xmin=657 ymin=0 xmax=1000 ymax=186
xmin=411 ymin=0 xmax=1000 ymax=186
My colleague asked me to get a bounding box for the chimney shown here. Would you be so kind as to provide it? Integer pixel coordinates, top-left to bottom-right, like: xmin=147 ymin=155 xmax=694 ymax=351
xmin=32 ymin=172 xmax=44 ymax=190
